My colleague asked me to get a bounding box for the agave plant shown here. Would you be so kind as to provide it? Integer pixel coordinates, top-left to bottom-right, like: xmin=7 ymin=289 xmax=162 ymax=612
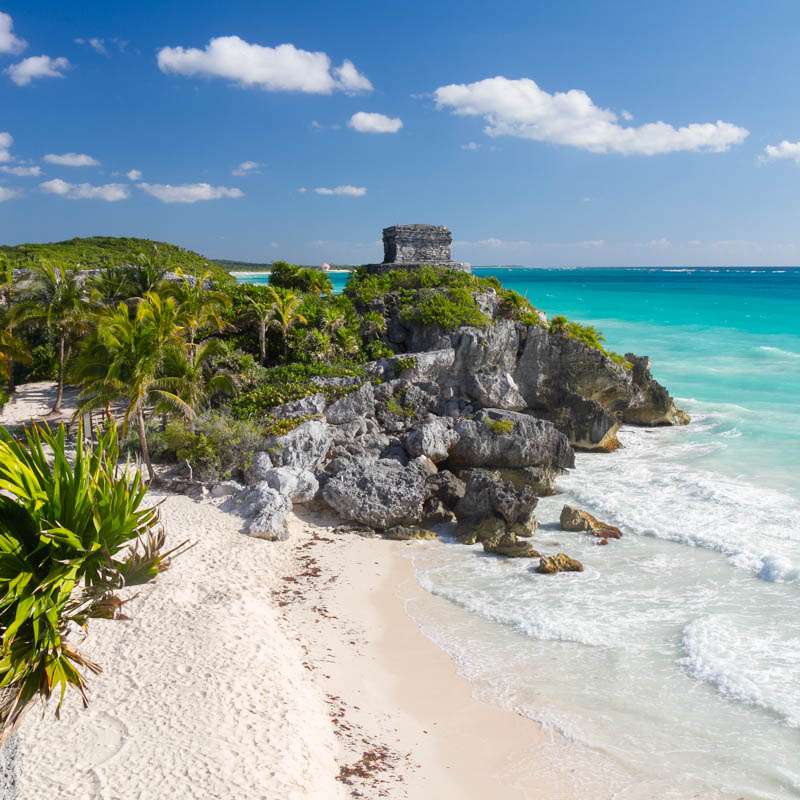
xmin=0 ymin=422 xmax=189 ymax=747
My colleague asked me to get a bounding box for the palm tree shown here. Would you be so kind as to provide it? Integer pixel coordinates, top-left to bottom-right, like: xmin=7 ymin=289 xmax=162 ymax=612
xmin=0 ymin=255 xmax=28 ymax=394
xmin=74 ymin=295 xmax=191 ymax=480
xmin=20 ymin=260 xmax=86 ymax=413
xmin=168 ymin=268 xmax=230 ymax=363
xmin=302 ymin=269 xmax=333 ymax=296
xmin=126 ymin=248 xmax=170 ymax=300
xmin=160 ymin=338 xmax=235 ymax=422
xmin=267 ymin=286 xmax=307 ymax=362
xmin=243 ymin=294 xmax=272 ymax=366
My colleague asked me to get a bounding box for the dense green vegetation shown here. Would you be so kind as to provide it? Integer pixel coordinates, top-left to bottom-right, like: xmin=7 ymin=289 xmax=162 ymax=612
xmin=549 ymin=316 xmax=632 ymax=368
xmin=0 ymin=237 xmax=233 ymax=285
xmin=0 ymin=422 xmax=188 ymax=740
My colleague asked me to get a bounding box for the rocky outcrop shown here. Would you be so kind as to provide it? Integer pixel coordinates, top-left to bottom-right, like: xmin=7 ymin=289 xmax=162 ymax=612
xmin=243 ymin=451 xmax=273 ymax=484
xmin=447 ymin=409 xmax=574 ymax=473
xmin=383 ymin=525 xmax=438 ymax=541
xmin=455 ymin=471 xmax=537 ymax=529
xmin=262 ymin=467 xmax=319 ymax=504
xmin=537 ymin=553 xmax=584 ymax=574
xmin=560 ymin=505 xmax=622 ymax=539
xmin=325 ymin=383 xmax=375 ymax=425
xmin=268 ymin=393 xmax=327 ymax=420
xmin=622 ymin=354 xmax=690 ymax=426
xmin=265 ymin=419 xmax=331 ymax=472
xmin=482 ymin=531 xmax=540 ymax=558
xmin=406 ymin=418 xmax=459 ymax=463
xmin=321 ymin=457 xmax=428 ymax=529
xmin=224 ymin=482 xmax=292 ymax=541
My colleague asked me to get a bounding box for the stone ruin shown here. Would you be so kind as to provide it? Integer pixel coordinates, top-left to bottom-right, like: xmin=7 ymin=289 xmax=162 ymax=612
xmin=364 ymin=224 xmax=471 ymax=275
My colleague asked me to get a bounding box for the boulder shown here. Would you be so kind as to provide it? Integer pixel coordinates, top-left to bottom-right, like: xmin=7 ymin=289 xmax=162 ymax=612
xmin=243 ymin=451 xmax=273 ymax=484
xmin=482 ymin=531 xmax=540 ymax=558
xmin=406 ymin=418 xmax=459 ymax=463
xmin=268 ymin=393 xmax=327 ymax=420
xmin=425 ymin=470 xmax=466 ymax=508
xmin=263 ymin=467 xmax=319 ymax=504
xmin=537 ymin=395 xmax=622 ymax=452
xmin=537 ymin=553 xmax=584 ymax=574
xmin=462 ymin=369 xmax=526 ymax=411
xmin=321 ymin=457 xmax=428 ymax=529
xmin=447 ymin=409 xmax=575 ymax=472
xmin=455 ymin=471 xmax=537 ymax=528
xmin=422 ymin=497 xmax=457 ymax=525
xmin=224 ymin=482 xmax=292 ymax=541
xmin=383 ymin=525 xmax=438 ymax=541
xmin=560 ymin=505 xmax=622 ymax=539
xmin=325 ymin=383 xmax=375 ymax=425
xmin=210 ymin=480 xmax=244 ymax=498
xmin=265 ymin=419 xmax=332 ymax=472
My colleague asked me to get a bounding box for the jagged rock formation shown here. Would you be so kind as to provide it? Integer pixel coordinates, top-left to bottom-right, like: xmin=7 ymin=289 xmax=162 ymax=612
xmin=537 ymin=554 xmax=584 ymax=574
xmin=560 ymin=505 xmax=623 ymax=540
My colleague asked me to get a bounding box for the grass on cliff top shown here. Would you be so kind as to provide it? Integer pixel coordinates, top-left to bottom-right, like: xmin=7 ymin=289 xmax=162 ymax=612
xmin=1 ymin=236 xmax=233 ymax=284
xmin=344 ymin=265 xmax=545 ymax=331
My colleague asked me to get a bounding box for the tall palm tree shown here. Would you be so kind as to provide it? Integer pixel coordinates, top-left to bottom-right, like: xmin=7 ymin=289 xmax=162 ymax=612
xmin=126 ymin=248 xmax=170 ymax=301
xmin=74 ymin=296 xmax=191 ymax=480
xmin=160 ymin=338 xmax=235 ymax=422
xmin=243 ymin=294 xmax=272 ymax=366
xmin=168 ymin=268 xmax=230 ymax=363
xmin=302 ymin=269 xmax=334 ymax=296
xmin=20 ymin=260 xmax=86 ymax=413
xmin=267 ymin=286 xmax=307 ymax=363
xmin=0 ymin=255 xmax=27 ymax=394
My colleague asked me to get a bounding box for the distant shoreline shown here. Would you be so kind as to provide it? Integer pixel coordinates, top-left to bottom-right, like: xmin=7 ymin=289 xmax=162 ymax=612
xmin=230 ymin=270 xmax=352 ymax=276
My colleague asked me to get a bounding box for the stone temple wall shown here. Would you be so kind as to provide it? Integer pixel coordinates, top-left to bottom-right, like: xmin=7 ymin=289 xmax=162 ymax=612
xmin=364 ymin=224 xmax=470 ymax=275
xmin=383 ymin=224 xmax=452 ymax=264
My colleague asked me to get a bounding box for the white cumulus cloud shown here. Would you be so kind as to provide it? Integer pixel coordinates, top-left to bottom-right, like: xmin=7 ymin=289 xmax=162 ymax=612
xmin=137 ymin=182 xmax=244 ymax=203
xmin=44 ymin=152 xmax=100 ymax=167
xmin=0 ymin=12 xmax=26 ymax=54
xmin=0 ymin=186 xmax=20 ymax=202
xmin=232 ymin=160 xmax=262 ymax=176
xmin=75 ymin=37 xmax=107 ymax=55
xmin=761 ymin=140 xmax=800 ymax=165
xmin=40 ymin=178 xmax=129 ymax=201
xmin=0 ymin=164 xmax=40 ymax=176
xmin=348 ymin=111 xmax=402 ymax=134
xmin=126 ymin=169 xmax=142 ymax=181
xmin=157 ymin=36 xmax=372 ymax=94
xmin=313 ymin=185 xmax=367 ymax=196
xmin=461 ymin=141 xmax=479 ymax=150
xmin=433 ymin=76 xmax=749 ymax=155
xmin=0 ymin=131 xmax=12 ymax=162
xmin=5 ymin=55 xmax=70 ymax=86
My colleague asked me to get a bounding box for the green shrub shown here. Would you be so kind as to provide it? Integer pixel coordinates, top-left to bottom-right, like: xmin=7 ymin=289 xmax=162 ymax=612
xmin=484 ymin=418 xmax=514 ymax=435
xmin=548 ymin=315 xmax=631 ymax=367
xmin=263 ymin=414 xmax=321 ymax=437
xmin=399 ymin=288 xmax=489 ymax=331
xmin=0 ymin=422 xmax=186 ymax=738
xmin=393 ymin=356 xmax=417 ymax=374
xmin=385 ymin=395 xmax=416 ymax=419
xmin=365 ymin=340 xmax=394 ymax=360
xmin=230 ymin=363 xmax=364 ymax=419
xmin=496 ymin=289 xmax=546 ymax=327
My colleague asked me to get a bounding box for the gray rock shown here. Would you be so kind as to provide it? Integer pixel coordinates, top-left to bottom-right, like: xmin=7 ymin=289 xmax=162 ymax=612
xmin=263 ymin=467 xmax=320 ymax=504
xmin=321 ymin=457 xmax=428 ymax=529
xmin=447 ymin=409 xmax=575 ymax=471
xmin=408 ymin=454 xmax=437 ymax=478
xmin=268 ymin=393 xmax=327 ymax=420
xmin=406 ymin=418 xmax=459 ymax=463
xmin=325 ymin=383 xmax=375 ymax=425
xmin=455 ymin=471 xmax=537 ymax=526
xmin=426 ymin=470 xmax=467 ymax=508
xmin=265 ymin=419 xmax=332 ymax=472
xmin=243 ymin=451 xmax=273 ymax=484
xmin=463 ymin=369 xmax=526 ymax=411
xmin=210 ymin=480 xmax=244 ymax=498
xmin=247 ymin=489 xmax=292 ymax=541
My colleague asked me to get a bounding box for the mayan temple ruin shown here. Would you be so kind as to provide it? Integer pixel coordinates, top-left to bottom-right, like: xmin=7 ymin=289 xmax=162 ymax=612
xmin=364 ymin=224 xmax=471 ymax=274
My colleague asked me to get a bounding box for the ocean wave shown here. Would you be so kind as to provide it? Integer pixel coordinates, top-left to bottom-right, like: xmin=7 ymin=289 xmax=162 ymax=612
xmin=562 ymin=427 xmax=800 ymax=583
xmin=680 ymin=616 xmax=800 ymax=728
xmin=758 ymin=345 xmax=800 ymax=359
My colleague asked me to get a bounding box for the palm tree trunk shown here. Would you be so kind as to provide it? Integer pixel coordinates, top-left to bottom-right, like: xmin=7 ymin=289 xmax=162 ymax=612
xmin=137 ymin=407 xmax=154 ymax=482
xmin=282 ymin=326 xmax=289 ymax=363
xmin=258 ymin=322 xmax=266 ymax=365
xmin=53 ymin=329 xmax=65 ymax=413
xmin=6 ymin=356 xmax=14 ymax=394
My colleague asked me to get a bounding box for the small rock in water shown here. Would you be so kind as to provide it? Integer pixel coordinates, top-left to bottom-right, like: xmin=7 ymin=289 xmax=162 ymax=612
xmin=560 ymin=504 xmax=622 ymax=539
xmin=537 ymin=553 xmax=584 ymax=574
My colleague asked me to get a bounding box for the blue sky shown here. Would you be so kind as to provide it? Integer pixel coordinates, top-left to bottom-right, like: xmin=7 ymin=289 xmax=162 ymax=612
xmin=3 ymin=0 xmax=800 ymax=266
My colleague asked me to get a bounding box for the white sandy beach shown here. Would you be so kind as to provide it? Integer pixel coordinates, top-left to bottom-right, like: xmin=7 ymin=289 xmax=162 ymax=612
xmin=2 ymin=383 xmax=603 ymax=799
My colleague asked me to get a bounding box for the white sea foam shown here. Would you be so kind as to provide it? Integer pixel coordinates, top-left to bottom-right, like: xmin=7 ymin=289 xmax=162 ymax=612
xmin=680 ymin=616 xmax=800 ymax=728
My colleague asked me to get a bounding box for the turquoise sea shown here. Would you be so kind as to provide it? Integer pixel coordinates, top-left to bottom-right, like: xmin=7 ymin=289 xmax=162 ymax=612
xmin=239 ymin=267 xmax=800 ymax=798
